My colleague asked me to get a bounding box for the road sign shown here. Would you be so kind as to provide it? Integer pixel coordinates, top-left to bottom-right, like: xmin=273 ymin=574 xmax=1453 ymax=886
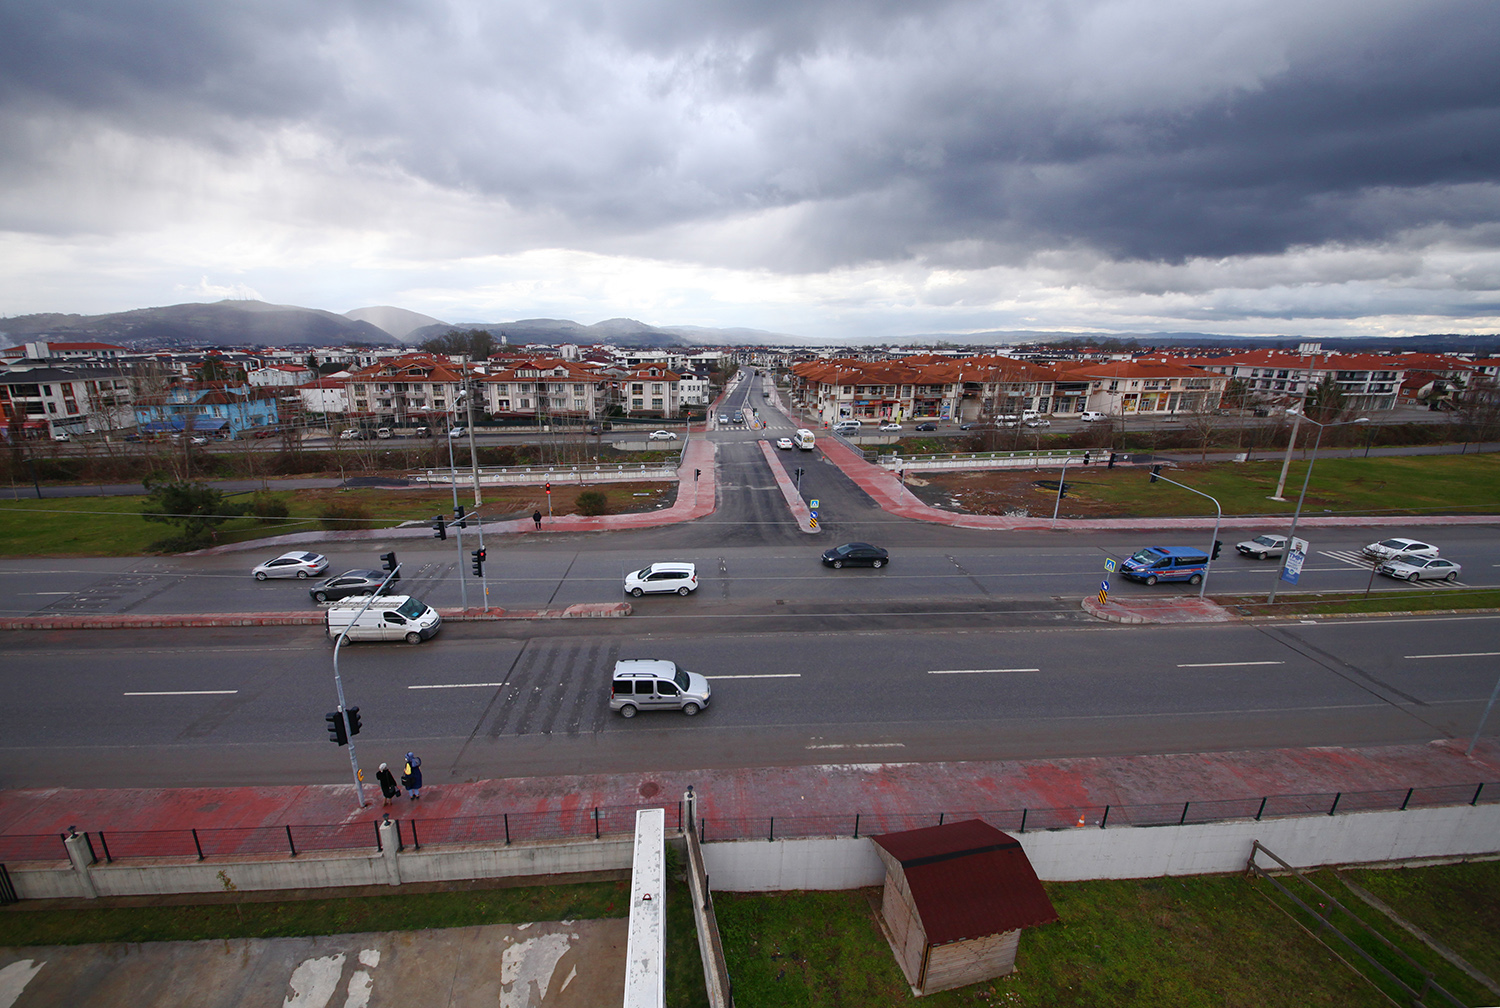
xmin=1098 ymin=589 xmax=1108 ymax=604
xmin=1104 ymin=558 xmax=1117 ymax=573
xmin=1101 ymin=580 xmax=1109 ymax=592
xmin=808 ymin=509 xmax=819 ymax=521
xmin=809 ymin=515 xmax=819 ymax=530
xmin=809 ymin=499 xmax=819 ymax=509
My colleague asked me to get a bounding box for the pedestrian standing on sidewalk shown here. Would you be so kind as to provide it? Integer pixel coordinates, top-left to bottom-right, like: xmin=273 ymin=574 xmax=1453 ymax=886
xmin=376 ymin=763 xmax=400 ymax=805
xmin=402 ymin=752 xmax=423 ymax=799
xmin=532 ymin=509 xmax=543 ymax=530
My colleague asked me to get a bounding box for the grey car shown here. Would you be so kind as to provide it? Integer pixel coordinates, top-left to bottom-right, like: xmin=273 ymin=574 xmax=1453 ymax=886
xmin=309 ymin=569 xmax=400 ymax=603
xmin=1235 ymin=534 xmax=1288 ymax=560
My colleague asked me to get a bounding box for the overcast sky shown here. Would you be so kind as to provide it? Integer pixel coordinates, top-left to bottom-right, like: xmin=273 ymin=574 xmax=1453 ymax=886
xmin=2 ymin=0 xmax=1498 ymax=341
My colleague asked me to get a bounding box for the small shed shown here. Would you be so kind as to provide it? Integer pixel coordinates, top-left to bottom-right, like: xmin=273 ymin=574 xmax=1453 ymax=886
xmin=870 ymin=819 xmax=1058 ymax=995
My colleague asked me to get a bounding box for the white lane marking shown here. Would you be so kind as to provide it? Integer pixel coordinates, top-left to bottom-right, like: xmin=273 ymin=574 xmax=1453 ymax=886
xmin=705 ymin=673 xmax=802 ymax=679
xmin=1404 ymin=652 xmax=1500 ymax=659
xmin=1177 ymin=661 xmax=1285 ymax=668
xmin=928 ymin=668 xmax=1039 ymax=674
xmin=21 ymin=592 xmax=74 ymax=595
xmin=123 ymin=690 xmax=238 ymax=696
xmin=408 ymin=682 xmax=507 ymax=689
xmin=805 ymin=742 xmax=906 ymax=750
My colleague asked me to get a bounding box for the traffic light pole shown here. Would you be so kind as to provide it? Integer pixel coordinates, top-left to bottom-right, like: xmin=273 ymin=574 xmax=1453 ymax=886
xmin=327 ymin=558 xmax=401 ymax=809
xmin=1148 ymin=468 xmax=1222 ymax=599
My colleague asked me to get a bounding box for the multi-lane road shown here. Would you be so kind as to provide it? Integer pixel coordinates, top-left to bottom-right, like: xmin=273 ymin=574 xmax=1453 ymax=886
xmin=2 ymin=368 xmax=1498 ymax=789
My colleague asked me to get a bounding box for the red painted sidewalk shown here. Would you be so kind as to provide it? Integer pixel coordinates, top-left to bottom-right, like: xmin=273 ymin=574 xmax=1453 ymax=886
xmin=3 ymin=742 xmax=1496 ymax=845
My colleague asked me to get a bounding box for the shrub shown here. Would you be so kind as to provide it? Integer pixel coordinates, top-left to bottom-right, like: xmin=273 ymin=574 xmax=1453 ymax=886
xmin=248 ymin=491 xmax=291 ymax=522
xmin=576 ymin=490 xmax=609 ymax=516
xmin=318 ymin=500 xmax=375 ymax=530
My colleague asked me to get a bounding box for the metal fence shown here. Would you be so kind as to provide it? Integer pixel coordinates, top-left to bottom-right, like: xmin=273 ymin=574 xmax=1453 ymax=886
xmin=1 ymin=784 xmax=1489 ymax=866
xmin=696 ymin=781 xmax=1497 ymax=842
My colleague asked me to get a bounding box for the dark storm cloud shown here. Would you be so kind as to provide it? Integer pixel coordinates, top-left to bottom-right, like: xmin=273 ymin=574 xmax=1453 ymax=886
xmin=3 ymin=0 xmax=1499 ymax=273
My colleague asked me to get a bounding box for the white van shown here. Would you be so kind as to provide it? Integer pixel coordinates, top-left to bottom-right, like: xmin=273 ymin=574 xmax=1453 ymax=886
xmin=326 ymin=595 xmax=442 ymax=644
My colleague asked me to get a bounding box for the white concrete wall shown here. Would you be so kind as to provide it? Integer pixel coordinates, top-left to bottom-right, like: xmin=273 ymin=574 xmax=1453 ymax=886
xmin=701 ymin=804 xmax=1500 ymax=891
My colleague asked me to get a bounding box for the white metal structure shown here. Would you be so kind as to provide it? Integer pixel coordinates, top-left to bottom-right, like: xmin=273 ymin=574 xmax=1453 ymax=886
xmin=623 ymin=808 xmax=666 ymax=1008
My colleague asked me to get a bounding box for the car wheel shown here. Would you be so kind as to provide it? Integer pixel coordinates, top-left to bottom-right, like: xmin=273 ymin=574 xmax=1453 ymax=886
xmin=1145 ymin=575 xmax=1158 ymax=585
xmin=1257 ymin=552 xmax=1269 ymax=560
xmin=405 ymin=631 xmax=422 ymax=644
xmin=1408 ymin=572 xmax=1421 ymax=582
xmin=619 ymin=704 xmax=637 ymax=718
xmin=630 ymin=587 xmax=644 ymax=597
xmin=872 ymin=558 xmax=885 ymax=568
xmin=1189 ymin=574 xmax=1202 ymax=585
xmin=314 ymin=592 xmax=328 ymax=603
xmin=255 ymin=571 xmax=268 ymax=581
xmin=297 ymin=570 xmax=309 ymax=579
xmin=677 ymin=586 xmax=691 ymax=596
xmin=1446 ymin=571 xmax=1458 ymax=582
xmin=832 ymin=559 xmax=844 ymax=569
xmin=681 ymin=702 xmax=700 ymax=716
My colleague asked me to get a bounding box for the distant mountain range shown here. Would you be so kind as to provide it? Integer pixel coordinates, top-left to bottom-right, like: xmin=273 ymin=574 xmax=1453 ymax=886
xmin=1 ymin=299 xmax=1496 ymax=354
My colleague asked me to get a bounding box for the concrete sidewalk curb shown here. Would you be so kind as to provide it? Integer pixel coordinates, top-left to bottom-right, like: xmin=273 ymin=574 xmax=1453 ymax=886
xmin=1081 ymin=595 xmax=1236 ymax=624
xmin=758 ymin=440 xmax=817 ymax=533
xmin=0 ymin=602 xmax=631 ymax=632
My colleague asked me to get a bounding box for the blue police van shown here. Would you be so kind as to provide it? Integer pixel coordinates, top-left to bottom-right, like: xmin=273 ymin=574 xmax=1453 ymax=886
xmin=1119 ymin=546 xmax=1211 ymax=586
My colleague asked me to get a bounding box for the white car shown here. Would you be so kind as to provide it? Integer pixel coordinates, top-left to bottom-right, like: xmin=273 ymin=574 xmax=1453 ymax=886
xmin=448 ymin=426 xmax=467 ymax=439
xmin=1376 ymin=557 xmax=1462 ymax=582
xmin=1235 ymin=534 xmax=1288 ymax=560
xmin=252 ymin=551 xmax=329 ymax=580
xmin=338 ymin=428 xmax=361 ymax=440
xmin=1023 ymin=417 xmax=1051 ymax=427
xmin=623 ymin=562 xmax=698 ymax=597
xmin=879 ymin=422 xmax=902 ymax=431
xmin=649 ymin=430 xmax=678 ymax=441
xmin=776 ymin=437 xmax=794 ymax=449
xmin=1079 ymin=411 xmax=1108 ymax=422
xmin=1361 ymin=538 xmax=1439 ymax=562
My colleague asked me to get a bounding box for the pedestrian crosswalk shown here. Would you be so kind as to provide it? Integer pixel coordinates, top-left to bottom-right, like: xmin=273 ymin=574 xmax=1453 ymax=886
xmin=1317 ymin=550 xmax=1468 ymax=588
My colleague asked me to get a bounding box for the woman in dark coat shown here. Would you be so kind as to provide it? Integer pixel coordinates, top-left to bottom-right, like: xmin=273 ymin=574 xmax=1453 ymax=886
xmin=376 ymin=762 xmax=400 ymax=805
xmin=402 ymin=752 xmax=423 ymax=799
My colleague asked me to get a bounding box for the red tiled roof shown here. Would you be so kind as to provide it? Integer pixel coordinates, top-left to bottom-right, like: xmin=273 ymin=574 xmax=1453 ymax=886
xmin=872 ymin=820 xmax=1058 ymax=944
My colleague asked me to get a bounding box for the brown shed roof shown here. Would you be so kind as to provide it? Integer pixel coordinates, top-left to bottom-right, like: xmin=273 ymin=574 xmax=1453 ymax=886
xmin=871 ymin=819 xmax=1058 ymax=945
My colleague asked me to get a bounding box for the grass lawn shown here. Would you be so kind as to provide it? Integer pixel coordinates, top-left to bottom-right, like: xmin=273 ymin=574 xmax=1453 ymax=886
xmin=1217 ymin=588 xmax=1500 ymax=618
xmin=919 ymin=453 xmax=1500 ymax=520
xmin=715 ymin=869 xmax=1497 ymax=1007
xmin=0 ymin=481 xmax=673 ymax=556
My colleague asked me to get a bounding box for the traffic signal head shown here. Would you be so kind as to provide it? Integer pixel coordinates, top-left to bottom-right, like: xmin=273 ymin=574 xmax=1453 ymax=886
xmin=325 ymin=711 xmax=348 ymax=746
xmin=1149 ymin=465 xmax=1163 ymax=483
xmin=345 ymin=706 xmax=362 ymax=736
xmin=431 ymin=515 xmax=446 ymax=540
xmin=470 ymin=548 xmax=485 ymax=576
xmin=1059 ymin=482 xmax=1068 ymax=498
xmin=1212 ymin=539 xmax=1223 ymax=560
xmin=545 ymin=482 xmax=551 ymax=494
xmin=380 ymin=552 xmax=398 ymax=572
xmin=454 ymin=504 xmax=466 ymax=528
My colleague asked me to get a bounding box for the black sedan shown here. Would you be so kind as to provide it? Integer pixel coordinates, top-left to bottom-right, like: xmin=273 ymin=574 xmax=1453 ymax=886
xmin=309 ymin=569 xmax=400 ymax=603
xmin=914 ymin=422 xmax=937 ymax=431
xmin=821 ymin=542 xmax=889 ymax=569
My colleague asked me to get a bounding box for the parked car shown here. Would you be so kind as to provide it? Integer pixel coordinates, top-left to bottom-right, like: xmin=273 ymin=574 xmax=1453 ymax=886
xmin=338 ymin=428 xmax=361 ymax=440
xmin=376 ymin=427 xmax=392 ymax=439
xmin=776 ymin=437 xmax=794 ymax=449
xmin=879 ymin=422 xmax=902 ymax=432
xmin=610 ymin=659 xmax=711 ymax=718
xmin=623 ymin=562 xmax=698 ymax=597
xmin=914 ymin=422 xmax=937 ymax=431
xmin=252 ymin=551 xmax=329 ymax=580
xmin=821 ymin=542 xmax=889 ymax=569
xmin=448 ymin=426 xmax=467 ymax=439
xmin=649 ymin=430 xmax=678 ymax=441
xmin=252 ymin=428 xmax=278 ymax=438
xmin=1023 ymin=417 xmax=1051 ymax=428
xmin=1361 ymin=538 xmax=1439 ymax=562
xmin=833 ymin=420 xmax=862 ymax=434
xmin=51 ymin=432 xmax=71 ymax=442
xmin=309 ymin=569 xmax=400 ymax=603
xmin=1376 ymin=557 xmax=1462 ymax=582
xmin=1079 ymin=411 xmax=1108 ymax=422
xmin=413 ymin=425 xmax=431 ymax=437
xmin=959 ymin=422 xmax=983 ymax=430
xmin=1235 ymin=534 xmax=1289 ymax=560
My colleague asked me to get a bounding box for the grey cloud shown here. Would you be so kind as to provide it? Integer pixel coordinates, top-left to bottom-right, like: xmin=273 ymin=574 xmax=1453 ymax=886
xmin=3 ymin=0 xmax=1499 ymax=278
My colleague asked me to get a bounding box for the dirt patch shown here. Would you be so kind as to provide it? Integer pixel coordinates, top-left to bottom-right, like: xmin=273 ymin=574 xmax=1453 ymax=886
xmin=908 ymin=468 xmax=1129 ymax=519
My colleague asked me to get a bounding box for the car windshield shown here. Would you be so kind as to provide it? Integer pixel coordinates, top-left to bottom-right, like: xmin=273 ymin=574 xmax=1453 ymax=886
xmin=396 ymin=598 xmax=426 ymax=620
xmin=1128 ymin=549 xmax=1164 ymax=565
xmin=1377 ymin=540 xmax=1408 ymax=549
xmin=1253 ymin=536 xmax=1277 ymax=546
xmin=672 ymin=667 xmax=689 ymax=690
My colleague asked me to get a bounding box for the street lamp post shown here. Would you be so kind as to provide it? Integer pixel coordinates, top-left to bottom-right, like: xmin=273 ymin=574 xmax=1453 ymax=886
xmin=1267 ymin=410 xmax=1369 ymax=604
xmin=1147 ymin=468 xmax=1222 ymax=599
